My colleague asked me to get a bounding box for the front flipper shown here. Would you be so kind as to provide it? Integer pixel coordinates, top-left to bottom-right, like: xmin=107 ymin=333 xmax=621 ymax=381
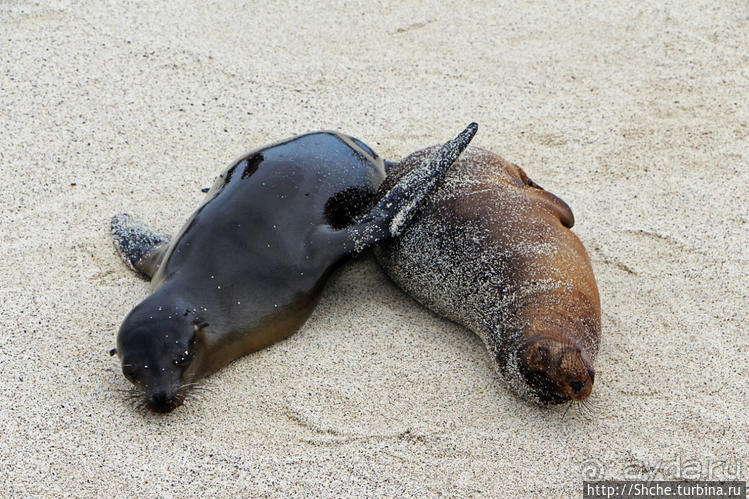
xmin=110 ymin=213 xmax=171 ymax=280
xmin=330 ymin=122 xmax=478 ymax=254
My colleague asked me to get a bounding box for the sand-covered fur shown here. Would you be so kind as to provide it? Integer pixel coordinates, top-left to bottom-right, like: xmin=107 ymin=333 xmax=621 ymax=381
xmin=1 ymin=0 xmax=746 ymax=495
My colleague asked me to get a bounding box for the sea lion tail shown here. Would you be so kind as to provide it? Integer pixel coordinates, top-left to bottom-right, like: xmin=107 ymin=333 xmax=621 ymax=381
xmin=349 ymin=122 xmax=478 ymax=253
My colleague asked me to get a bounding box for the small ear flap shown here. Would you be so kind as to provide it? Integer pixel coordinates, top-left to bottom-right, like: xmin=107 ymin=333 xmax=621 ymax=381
xmin=109 ymin=348 xmax=118 ymax=357
xmin=193 ymin=321 xmax=210 ymax=332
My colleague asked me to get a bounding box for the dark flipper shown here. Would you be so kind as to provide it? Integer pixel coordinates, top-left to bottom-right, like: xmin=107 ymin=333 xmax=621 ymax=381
xmin=343 ymin=122 xmax=478 ymax=254
xmin=110 ymin=213 xmax=171 ymax=280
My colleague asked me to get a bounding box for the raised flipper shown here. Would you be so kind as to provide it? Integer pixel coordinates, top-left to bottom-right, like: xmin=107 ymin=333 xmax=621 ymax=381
xmin=111 ymin=213 xmax=171 ymax=280
xmin=335 ymin=122 xmax=478 ymax=254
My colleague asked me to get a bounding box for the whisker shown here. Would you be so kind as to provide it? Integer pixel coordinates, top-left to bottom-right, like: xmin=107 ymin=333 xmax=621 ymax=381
xmin=182 ymin=394 xmax=198 ymax=404
xmin=561 ymin=402 xmax=572 ymax=420
xmin=582 ymin=405 xmax=593 ymax=420
xmin=183 ymin=388 xmax=210 ymax=402
xmin=188 ymin=386 xmax=215 ymax=395
xmin=576 ymin=399 xmax=590 ymax=419
xmin=179 ymin=380 xmax=216 ymax=396
xmin=112 ymin=388 xmax=137 ymax=394
xmin=583 ymin=400 xmax=597 ymax=418
xmin=572 ymin=400 xmax=594 ymax=422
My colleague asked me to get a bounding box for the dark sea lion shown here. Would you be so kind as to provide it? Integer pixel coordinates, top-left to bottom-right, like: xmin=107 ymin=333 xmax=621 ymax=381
xmin=110 ymin=123 xmax=477 ymax=413
xmin=373 ymin=146 xmax=601 ymax=406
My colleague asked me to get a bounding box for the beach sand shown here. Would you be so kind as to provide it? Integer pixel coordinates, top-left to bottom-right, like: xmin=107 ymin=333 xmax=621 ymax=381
xmin=1 ymin=0 xmax=747 ymax=496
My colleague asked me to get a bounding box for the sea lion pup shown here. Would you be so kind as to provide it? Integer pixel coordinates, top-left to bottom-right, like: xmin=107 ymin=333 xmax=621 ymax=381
xmin=373 ymin=146 xmax=601 ymax=405
xmin=110 ymin=123 xmax=477 ymax=413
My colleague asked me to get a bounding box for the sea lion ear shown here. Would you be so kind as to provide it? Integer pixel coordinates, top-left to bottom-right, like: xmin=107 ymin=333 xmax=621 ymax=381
xmin=109 ymin=348 xmax=118 ymax=356
xmin=193 ymin=321 xmax=209 ymax=332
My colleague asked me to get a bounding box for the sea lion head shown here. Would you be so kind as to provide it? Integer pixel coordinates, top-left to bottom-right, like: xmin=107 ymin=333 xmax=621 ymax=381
xmin=115 ymin=307 xmax=207 ymax=413
xmin=516 ymin=335 xmax=595 ymax=405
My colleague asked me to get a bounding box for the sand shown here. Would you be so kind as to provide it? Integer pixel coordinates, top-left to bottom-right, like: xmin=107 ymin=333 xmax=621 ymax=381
xmin=1 ymin=0 xmax=747 ymax=496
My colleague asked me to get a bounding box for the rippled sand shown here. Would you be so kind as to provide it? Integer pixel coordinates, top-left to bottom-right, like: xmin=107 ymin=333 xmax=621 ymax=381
xmin=1 ymin=1 xmax=746 ymax=495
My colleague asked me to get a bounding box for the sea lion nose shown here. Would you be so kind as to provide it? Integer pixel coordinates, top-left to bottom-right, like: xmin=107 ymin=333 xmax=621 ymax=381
xmin=146 ymin=390 xmax=174 ymax=413
xmin=570 ymin=381 xmax=585 ymax=393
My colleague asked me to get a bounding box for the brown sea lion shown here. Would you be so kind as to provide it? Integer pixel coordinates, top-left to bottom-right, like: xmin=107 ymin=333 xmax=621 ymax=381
xmin=374 ymin=146 xmax=601 ymax=405
xmin=110 ymin=124 xmax=477 ymax=413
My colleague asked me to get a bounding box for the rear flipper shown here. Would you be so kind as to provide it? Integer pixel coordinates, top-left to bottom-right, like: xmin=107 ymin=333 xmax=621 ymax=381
xmin=110 ymin=213 xmax=171 ymax=280
xmin=344 ymin=122 xmax=478 ymax=254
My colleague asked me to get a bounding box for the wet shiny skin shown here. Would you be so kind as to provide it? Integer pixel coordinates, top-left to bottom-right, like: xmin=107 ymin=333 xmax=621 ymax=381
xmin=117 ymin=132 xmax=387 ymax=410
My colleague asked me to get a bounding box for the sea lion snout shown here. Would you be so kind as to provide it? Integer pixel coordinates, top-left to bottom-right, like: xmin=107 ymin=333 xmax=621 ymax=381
xmin=123 ymin=362 xmax=190 ymax=413
xmin=558 ymin=349 xmax=594 ymax=401
xmin=521 ymin=337 xmax=595 ymax=403
xmin=145 ymin=387 xmax=182 ymax=413
xmin=116 ymin=309 xmax=199 ymax=412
